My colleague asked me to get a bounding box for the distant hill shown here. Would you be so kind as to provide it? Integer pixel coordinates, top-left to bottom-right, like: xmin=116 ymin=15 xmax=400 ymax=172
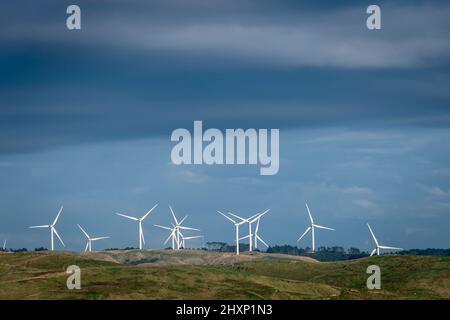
xmin=0 ymin=250 xmax=449 ymax=299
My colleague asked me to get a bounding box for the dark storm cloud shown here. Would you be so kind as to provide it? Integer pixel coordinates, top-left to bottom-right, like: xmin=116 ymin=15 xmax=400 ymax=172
xmin=1 ymin=0 xmax=450 ymax=154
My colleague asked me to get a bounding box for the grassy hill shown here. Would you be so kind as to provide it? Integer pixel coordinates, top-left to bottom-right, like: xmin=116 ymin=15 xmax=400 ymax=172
xmin=0 ymin=250 xmax=449 ymax=299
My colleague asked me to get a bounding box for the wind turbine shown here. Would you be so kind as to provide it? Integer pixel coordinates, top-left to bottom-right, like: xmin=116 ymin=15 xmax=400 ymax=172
xmin=252 ymin=209 xmax=270 ymax=250
xmin=155 ymin=206 xmax=200 ymax=250
xmin=78 ymin=224 xmax=109 ymax=252
xmin=2 ymin=239 xmax=6 ymax=251
xmin=226 ymin=211 xmax=263 ymax=252
xmin=367 ymin=223 xmax=403 ymax=256
xmin=218 ymin=211 xmax=249 ymax=255
xmin=297 ymin=203 xmax=334 ymax=252
xmin=29 ymin=206 xmax=65 ymax=251
xmin=115 ymin=203 xmax=158 ymax=250
xmin=154 ymin=224 xmax=177 ymax=249
xmin=179 ymin=235 xmax=203 ymax=249
xmin=232 ymin=210 xmax=270 ymax=251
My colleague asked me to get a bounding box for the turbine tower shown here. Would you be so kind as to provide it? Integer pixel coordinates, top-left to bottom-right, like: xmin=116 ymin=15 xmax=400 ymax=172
xmin=78 ymin=224 xmax=109 ymax=252
xmin=115 ymin=203 xmax=158 ymax=250
xmin=29 ymin=206 xmax=65 ymax=251
xmin=297 ymin=203 xmax=334 ymax=252
xmin=367 ymin=223 xmax=403 ymax=256
xmin=2 ymin=239 xmax=6 ymax=251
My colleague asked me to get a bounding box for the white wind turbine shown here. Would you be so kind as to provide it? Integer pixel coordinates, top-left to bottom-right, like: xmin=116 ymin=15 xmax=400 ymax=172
xmin=252 ymin=210 xmax=270 ymax=250
xmin=297 ymin=203 xmax=334 ymax=252
xmin=154 ymin=224 xmax=178 ymax=249
xmin=2 ymin=239 xmax=6 ymax=251
xmin=179 ymin=235 xmax=203 ymax=249
xmin=231 ymin=210 xmax=270 ymax=251
xmin=115 ymin=204 xmax=158 ymax=250
xmin=218 ymin=211 xmax=250 ymax=255
xmin=78 ymin=224 xmax=109 ymax=252
xmin=29 ymin=206 xmax=65 ymax=251
xmin=155 ymin=206 xmax=200 ymax=250
xmin=367 ymin=223 xmax=403 ymax=256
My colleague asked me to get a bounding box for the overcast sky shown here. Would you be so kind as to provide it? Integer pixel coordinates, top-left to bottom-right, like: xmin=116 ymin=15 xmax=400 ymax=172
xmin=1 ymin=0 xmax=449 ymax=251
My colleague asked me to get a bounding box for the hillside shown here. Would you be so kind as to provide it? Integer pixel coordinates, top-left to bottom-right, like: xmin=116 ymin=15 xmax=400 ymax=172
xmin=0 ymin=250 xmax=449 ymax=299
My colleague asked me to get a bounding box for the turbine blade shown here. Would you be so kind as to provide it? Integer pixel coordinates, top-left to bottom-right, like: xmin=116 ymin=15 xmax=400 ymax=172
xmin=305 ymin=203 xmax=314 ymax=224
xmin=313 ymin=224 xmax=335 ymax=231
xmin=247 ymin=213 xmax=261 ymax=222
xmin=141 ymin=203 xmax=158 ymax=221
xmin=140 ymin=224 xmax=145 ymax=245
xmin=178 ymin=226 xmax=200 ymax=231
xmin=250 ymin=209 xmax=270 ymax=223
xmin=378 ymin=245 xmax=402 ymax=250
xmin=154 ymin=224 xmax=172 ymax=231
xmin=227 ymin=212 xmax=247 ymax=221
xmin=52 ymin=228 xmax=65 ymax=247
xmin=238 ymin=235 xmax=251 ymax=240
xmin=367 ymin=223 xmax=379 ymax=246
xmin=52 ymin=206 xmax=64 ymax=226
xmin=370 ymin=248 xmax=377 ymax=256
xmin=115 ymin=213 xmax=139 ymax=221
xmin=257 ymin=235 xmax=269 ymax=248
xmin=218 ymin=211 xmax=236 ymax=224
xmin=183 ymin=236 xmax=202 ymax=240
xmin=91 ymin=237 xmax=109 ymax=241
xmin=164 ymin=231 xmax=175 ymax=245
xmin=77 ymin=224 xmax=90 ymax=239
xmin=29 ymin=225 xmax=50 ymax=228
xmin=169 ymin=206 xmax=179 ymax=224
xmin=297 ymin=226 xmax=311 ymax=242
xmin=178 ymin=215 xmax=188 ymax=225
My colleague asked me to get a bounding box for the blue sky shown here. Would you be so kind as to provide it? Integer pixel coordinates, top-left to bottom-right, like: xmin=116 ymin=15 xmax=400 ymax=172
xmin=0 ymin=0 xmax=449 ymax=251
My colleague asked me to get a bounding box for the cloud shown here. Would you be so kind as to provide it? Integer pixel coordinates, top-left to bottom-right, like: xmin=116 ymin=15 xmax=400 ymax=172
xmin=352 ymin=199 xmax=376 ymax=208
xmin=418 ymin=184 xmax=449 ymax=197
xmin=342 ymin=187 xmax=372 ymax=195
xmin=1 ymin=2 xmax=450 ymax=68
xmin=1 ymin=1 xmax=450 ymax=155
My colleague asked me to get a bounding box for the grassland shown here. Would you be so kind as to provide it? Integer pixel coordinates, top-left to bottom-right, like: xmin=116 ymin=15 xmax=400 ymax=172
xmin=0 ymin=250 xmax=449 ymax=299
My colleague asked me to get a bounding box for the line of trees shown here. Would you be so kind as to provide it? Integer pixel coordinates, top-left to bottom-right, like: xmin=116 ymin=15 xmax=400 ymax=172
xmin=266 ymin=245 xmax=369 ymax=261
xmin=206 ymin=243 xmax=450 ymax=261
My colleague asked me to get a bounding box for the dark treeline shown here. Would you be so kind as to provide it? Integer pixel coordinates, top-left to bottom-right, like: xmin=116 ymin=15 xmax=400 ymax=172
xmin=206 ymin=242 xmax=367 ymax=261
xmin=206 ymin=242 xmax=450 ymax=261
xmin=266 ymin=245 xmax=369 ymax=261
xmin=398 ymin=248 xmax=450 ymax=256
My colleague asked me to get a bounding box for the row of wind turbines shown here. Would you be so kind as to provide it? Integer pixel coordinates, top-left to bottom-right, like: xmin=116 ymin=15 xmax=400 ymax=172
xmin=26 ymin=204 xmax=202 ymax=252
xmin=219 ymin=203 xmax=402 ymax=256
xmin=7 ymin=202 xmax=402 ymax=256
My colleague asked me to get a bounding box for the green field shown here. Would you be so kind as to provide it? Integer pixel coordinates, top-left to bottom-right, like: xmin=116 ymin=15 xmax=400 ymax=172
xmin=0 ymin=250 xmax=449 ymax=299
